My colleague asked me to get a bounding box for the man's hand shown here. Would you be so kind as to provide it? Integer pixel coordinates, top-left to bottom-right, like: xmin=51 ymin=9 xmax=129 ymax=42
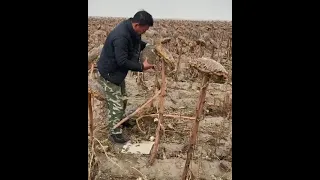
xmin=143 ymin=57 xmax=155 ymax=71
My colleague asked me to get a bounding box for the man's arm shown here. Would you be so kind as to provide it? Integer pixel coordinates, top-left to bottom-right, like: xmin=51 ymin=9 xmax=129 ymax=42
xmin=114 ymin=37 xmax=144 ymax=72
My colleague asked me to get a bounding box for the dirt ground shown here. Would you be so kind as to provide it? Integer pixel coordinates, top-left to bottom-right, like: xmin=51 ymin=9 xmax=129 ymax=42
xmin=88 ymin=17 xmax=232 ymax=180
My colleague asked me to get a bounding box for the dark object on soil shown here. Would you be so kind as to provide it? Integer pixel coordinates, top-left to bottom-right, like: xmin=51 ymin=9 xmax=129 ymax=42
xmin=109 ymin=134 xmax=129 ymax=144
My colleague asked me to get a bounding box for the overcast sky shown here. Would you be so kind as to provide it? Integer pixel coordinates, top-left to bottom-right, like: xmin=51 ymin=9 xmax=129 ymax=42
xmin=88 ymin=0 xmax=232 ymax=21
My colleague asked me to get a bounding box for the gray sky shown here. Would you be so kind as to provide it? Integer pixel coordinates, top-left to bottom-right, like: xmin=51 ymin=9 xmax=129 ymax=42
xmin=88 ymin=0 xmax=232 ymax=21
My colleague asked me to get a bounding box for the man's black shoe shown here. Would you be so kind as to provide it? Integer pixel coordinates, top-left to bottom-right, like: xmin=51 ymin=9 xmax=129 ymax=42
xmin=122 ymin=119 xmax=137 ymax=128
xmin=123 ymin=108 xmax=138 ymax=128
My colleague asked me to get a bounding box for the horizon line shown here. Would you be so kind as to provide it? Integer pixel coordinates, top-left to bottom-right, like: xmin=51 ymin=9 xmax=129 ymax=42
xmin=88 ymin=15 xmax=232 ymax=22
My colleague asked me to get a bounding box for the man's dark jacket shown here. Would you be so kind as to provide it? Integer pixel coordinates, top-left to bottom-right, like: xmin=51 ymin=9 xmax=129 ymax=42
xmin=97 ymin=18 xmax=147 ymax=86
